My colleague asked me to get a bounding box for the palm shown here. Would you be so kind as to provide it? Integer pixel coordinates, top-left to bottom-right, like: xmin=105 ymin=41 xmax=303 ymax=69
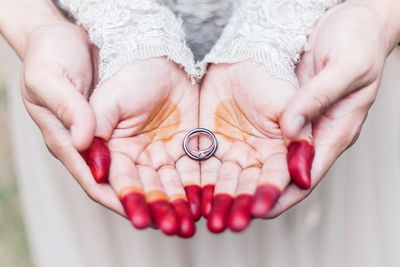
xmin=199 ymin=62 xmax=300 ymax=232
xmin=90 ymin=58 xmax=200 ymax=237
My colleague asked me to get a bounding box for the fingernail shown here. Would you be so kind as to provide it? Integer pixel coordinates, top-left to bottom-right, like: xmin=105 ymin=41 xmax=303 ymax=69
xmin=81 ymin=137 xmax=110 ymax=183
xmin=227 ymin=194 xmax=253 ymax=232
xmin=171 ymin=199 xmax=196 ymax=238
xmin=251 ymin=185 xmax=280 ymax=218
xmin=287 ymin=140 xmax=315 ymax=190
xmin=207 ymin=194 xmax=233 ymax=233
xmin=184 ymin=185 xmax=202 ymax=221
xmin=291 ymin=115 xmax=305 ymax=135
xmin=120 ymin=192 xmax=151 ymax=229
xmin=148 ymin=200 xmax=179 ymax=236
xmin=201 ymin=185 xmax=215 ymax=218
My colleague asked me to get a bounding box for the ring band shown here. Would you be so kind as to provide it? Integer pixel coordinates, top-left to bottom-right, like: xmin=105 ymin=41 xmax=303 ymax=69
xmin=183 ymin=128 xmax=218 ymax=161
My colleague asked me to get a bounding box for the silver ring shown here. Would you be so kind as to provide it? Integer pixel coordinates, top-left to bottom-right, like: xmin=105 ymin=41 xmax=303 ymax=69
xmin=183 ymin=128 xmax=218 ymax=161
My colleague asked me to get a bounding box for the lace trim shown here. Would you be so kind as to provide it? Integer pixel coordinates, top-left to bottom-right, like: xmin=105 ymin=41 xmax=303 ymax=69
xmin=57 ymin=0 xmax=199 ymax=83
xmin=201 ymin=0 xmax=342 ymax=87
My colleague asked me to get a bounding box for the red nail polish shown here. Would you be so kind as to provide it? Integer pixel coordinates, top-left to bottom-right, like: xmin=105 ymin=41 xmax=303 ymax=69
xmin=81 ymin=137 xmax=111 ymax=183
xmin=227 ymin=194 xmax=253 ymax=232
xmin=287 ymin=140 xmax=315 ymax=190
xmin=251 ymin=185 xmax=280 ymax=218
xmin=207 ymin=194 xmax=233 ymax=233
xmin=121 ymin=192 xmax=151 ymax=229
xmin=201 ymin=184 xmax=215 ymax=218
xmin=184 ymin=185 xmax=201 ymax=221
xmin=172 ymin=199 xmax=196 ymax=238
xmin=148 ymin=200 xmax=179 ymax=236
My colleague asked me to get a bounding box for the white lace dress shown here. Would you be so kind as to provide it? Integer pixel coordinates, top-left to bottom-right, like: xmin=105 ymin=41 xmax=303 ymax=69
xmin=5 ymin=1 xmax=400 ymax=266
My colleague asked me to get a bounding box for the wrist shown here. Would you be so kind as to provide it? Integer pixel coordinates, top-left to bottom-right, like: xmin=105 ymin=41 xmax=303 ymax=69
xmin=0 ymin=0 xmax=68 ymax=58
xmin=349 ymin=0 xmax=400 ymax=54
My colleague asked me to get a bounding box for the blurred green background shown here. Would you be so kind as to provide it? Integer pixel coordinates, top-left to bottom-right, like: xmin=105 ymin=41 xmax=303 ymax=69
xmin=0 ymin=38 xmax=32 ymax=266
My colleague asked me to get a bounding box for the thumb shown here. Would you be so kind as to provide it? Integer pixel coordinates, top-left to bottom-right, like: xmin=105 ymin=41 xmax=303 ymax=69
xmin=89 ymin=83 xmax=120 ymax=141
xmin=281 ymin=62 xmax=356 ymax=139
xmin=285 ymin=123 xmax=315 ymax=190
xmin=35 ymin=78 xmax=96 ymax=151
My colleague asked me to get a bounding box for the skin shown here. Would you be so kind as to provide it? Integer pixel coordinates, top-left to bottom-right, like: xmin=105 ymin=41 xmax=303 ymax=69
xmin=90 ymin=58 xmax=200 ymax=236
xmin=0 ymin=1 xmax=124 ymax=214
xmin=272 ymin=0 xmax=400 ymax=216
xmin=199 ymin=62 xmax=313 ymax=232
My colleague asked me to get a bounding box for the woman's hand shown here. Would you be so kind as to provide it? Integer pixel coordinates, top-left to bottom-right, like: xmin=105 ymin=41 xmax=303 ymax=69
xmin=273 ymin=1 xmax=400 ymax=216
xmin=90 ymin=58 xmax=200 ymax=237
xmin=21 ymin=23 xmax=124 ymax=214
xmin=199 ymin=62 xmax=314 ymax=233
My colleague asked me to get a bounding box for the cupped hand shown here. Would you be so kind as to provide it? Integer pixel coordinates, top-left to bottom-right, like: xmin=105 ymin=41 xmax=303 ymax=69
xmin=21 ymin=22 xmax=123 ymax=214
xmin=90 ymin=58 xmax=200 ymax=237
xmin=199 ymin=62 xmax=314 ymax=233
xmin=274 ymin=1 xmax=399 ymax=216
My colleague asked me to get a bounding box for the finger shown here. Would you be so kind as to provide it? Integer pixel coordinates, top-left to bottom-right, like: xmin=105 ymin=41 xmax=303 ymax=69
xmin=267 ymin=131 xmax=344 ymax=217
xmin=30 ymin=108 xmax=123 ymax=215
xmin=287 ymin=139 xmax=315 ymax=190
xmin=251 ymin=152 xmax=289 ymax=218
xmin=160 ymin=134 xmax=202 ymax=221
xmin=207 ymin=161 xmax=240 ymax=233
xmin=158 ymin=166 xmax=195 ymax=238
xmin=199 ymin=132 xmax=229 ymax=218
xmin=295 ymin=50 xmax=315 ymax=86
xmin=89 ymin=84 xmax=120 ymax=141
xmin=81 ymin=137 xmax=111 ymax=183
xmin=286 ymin=123 xmax=315 ymax=190
xmin=28 ymin=78 xmax=96 ymax=151
xmin=281 ymin=62 xmax=357 ymax=139
xmin=200 ymin=157 xmax=221 ymax=218
xmin=227 ymin=167 xmax=260 ymax=232
xmin=176 ymin=156 xmax=201 ymax=221
xmin=108 ymin=151 xmax=151 ymax=229
xmin=137 ymin=165 xmax=179 ymax=235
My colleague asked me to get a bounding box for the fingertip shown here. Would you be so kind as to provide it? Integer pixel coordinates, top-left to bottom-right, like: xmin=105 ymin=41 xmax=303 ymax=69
xmin=201 ymin=185 xmax=214 ymax=218
xmin=227 ymin=194 xmax=252 ymax=232
xmin=120 ymin=192 xmax=151 ymax=229
xmin=287 ymin=141 xmax=315 ymax=190
xmin=280 ymin=110 xmax=306 ymax=140
xmin=81 ymin=137 xmax=111 ymax=183
xmin=207 ymin=194 xmax=233 ymax=233
xmin=184 ymin=185 xmax=201 ymax=221
xmin=172 ymin=199 xmax=196 ymax=238
xmin=149 ymin=200 xmax=179 ymax=236
xmin=89 ymin=89 xmax=117 ymax=141
xmin=250 ymin=185 xmax=281 ymax=218
xmin=70 ymin=102 xmax=96 ymax=151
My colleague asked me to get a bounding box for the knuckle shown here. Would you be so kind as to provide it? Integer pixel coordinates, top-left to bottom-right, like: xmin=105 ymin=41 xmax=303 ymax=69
xmin=310 ymin=93 xmax=331 ymax=115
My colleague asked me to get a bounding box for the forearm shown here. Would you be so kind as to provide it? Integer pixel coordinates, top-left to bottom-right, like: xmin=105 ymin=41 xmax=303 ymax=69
xmin=0 ymin=0 xmax=67 ymax=58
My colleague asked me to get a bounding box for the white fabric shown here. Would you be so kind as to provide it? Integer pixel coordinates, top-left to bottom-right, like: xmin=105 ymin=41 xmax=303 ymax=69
xmin=57 ymin=0 xmax=342 ymax=85
xmin=57 ymin=0 xmax=199 ymax=82
xmin=201 ymin=0 xmax=342 ymax=86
